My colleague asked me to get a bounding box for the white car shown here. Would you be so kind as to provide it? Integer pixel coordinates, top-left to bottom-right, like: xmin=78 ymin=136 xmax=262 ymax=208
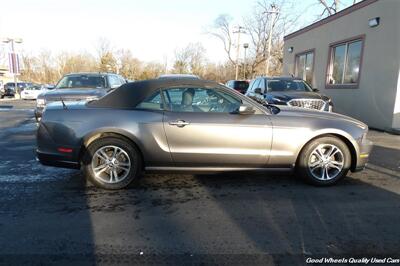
xmin=21 ymin=85 xmax=48 ymax=100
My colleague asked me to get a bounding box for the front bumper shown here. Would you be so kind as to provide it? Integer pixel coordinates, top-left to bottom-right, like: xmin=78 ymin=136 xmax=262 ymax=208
xmin=34 ymin=107 xmax=44 ymax=121
xmin=352 ymin=138 xmax=373 ymax=172
xmin=1 ymin=90 xmax=15 ymax=97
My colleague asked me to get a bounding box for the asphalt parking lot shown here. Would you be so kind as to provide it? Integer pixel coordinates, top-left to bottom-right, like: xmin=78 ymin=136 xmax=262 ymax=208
xmin=0 ymin=99 xmax=399 ymax=265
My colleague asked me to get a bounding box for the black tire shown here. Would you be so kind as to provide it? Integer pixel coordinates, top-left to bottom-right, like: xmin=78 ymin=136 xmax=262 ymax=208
xmin=297 ymin=136 xmax=351 ymax=186
xmin=82 ymin=137 xmax=142 ymax=190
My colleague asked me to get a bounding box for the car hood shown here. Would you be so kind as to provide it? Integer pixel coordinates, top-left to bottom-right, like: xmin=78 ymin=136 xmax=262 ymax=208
xmin=39 ymin=88 xmax=108 ymax=101
xmin=276 ymin=105 xmax=367 ymax=129
xmin=267 ymin=91 xmax=330 ymax=101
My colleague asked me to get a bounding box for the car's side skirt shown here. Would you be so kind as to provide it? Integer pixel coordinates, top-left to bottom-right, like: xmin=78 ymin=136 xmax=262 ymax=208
xmin=145 ymin=166 xmax=294 ymax=174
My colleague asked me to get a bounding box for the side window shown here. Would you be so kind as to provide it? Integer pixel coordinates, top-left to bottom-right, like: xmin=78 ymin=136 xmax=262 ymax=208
xmin=108 ymin=75 xmax=121 ymax=88
xmin=258 ymin=79 xmax=266 ymax=93
xmin=163 ymin=87 xmax=242 ymax=113
xmin=295 ymin=51 xmax=314 ymax=84
xmin=136 ymin=91 xmax=163 ymax=110
xmin=253 ymin=79 xmax=261 ymax=90
xmin=248 ymin=80 xmax=256 ymax=92
xmin=118 ymin=76 xmax=126 ymax=84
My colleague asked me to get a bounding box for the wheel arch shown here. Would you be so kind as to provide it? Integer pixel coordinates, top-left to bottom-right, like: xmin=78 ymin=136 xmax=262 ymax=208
xmin=79 ymin=130 xmax=145 ymax=170
xmin=295 ymin=133 xmax=358 ymax=171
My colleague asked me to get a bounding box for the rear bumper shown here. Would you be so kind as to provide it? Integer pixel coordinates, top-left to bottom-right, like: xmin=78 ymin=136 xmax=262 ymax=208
xmin=37 ymin=150 xmax=80 ymax=169
xmin=352 ymin=139 xmax=373 ymax=172
xmin=36 ymin=123 xmax=80 ymax=169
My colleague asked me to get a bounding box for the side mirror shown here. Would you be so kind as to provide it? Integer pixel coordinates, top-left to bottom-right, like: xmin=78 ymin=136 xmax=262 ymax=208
xmin=254 ymin=88 xmax=263 ymax=95
xmin=237 ymin=104 xmax=255 ymax=115
xmin=110 ymin=84 xmax=120 ymax=89
xmin=313 ymin=88 xmax=319 ymax=92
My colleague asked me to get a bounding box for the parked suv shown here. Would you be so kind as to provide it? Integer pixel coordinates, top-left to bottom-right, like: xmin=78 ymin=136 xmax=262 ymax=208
xmin=245 ymin=76 xmax=333 ymax=112
xmin=225 ymin=80 xmax=249 ymax=94
xmin=35 ymin=73 xmax=127 ymax=121
xmin=1 ymin=82 xmax=32 ymax=98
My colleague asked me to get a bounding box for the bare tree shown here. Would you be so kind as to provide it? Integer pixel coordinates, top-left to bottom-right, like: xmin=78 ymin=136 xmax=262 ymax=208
xmin=172 ymin=47 xmax=190 ymax=74
xmin=139 ymin=62 xmax=165 ymax=80
xmin=209 ymin=0 xmax=301 ymax=79
xmin=56 ymin=52 xmax=97 ymax=77
xmin=172 ymin=43 xmax=206 ymax=75
xmin=317 ymin=0 xmax=359 ymax=17
xmin=96 ymin=38 xmax=117 ymax=73
xmin=208 ymin=14 xmax=236 ymax=65
xmin=20 ymin=53 xmax=40 ymax=82
xmin=115 ymin=49 xmax=142 ymax=80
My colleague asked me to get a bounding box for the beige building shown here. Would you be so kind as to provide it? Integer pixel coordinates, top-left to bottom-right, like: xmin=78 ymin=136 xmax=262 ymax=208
xmin=283 ymin=0 xmax=400 ymax=132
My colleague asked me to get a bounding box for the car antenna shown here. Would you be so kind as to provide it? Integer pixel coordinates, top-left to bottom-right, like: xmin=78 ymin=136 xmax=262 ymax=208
xmin=60 ymin=97 xmax=68 ymax=110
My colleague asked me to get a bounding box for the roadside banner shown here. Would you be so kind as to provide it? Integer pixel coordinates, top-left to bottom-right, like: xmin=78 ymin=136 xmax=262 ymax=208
xmin=8 ymin=52 xmax=20 ymax=74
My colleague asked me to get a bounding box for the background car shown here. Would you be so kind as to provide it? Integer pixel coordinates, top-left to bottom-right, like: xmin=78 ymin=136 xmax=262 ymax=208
xmin=21 ymin=84 xmax=50 ymax=100
xmin=1 ymin=82 xmax=32 ymax=98
xmin=37 ymin=78 xmax=372 ymax=190
xmin=225 ymin=80 xmax=249 ymax=94
xmin=35 ymin=72 xmax=126 ymax=121
xmin=245 ymin=76 xmax=333 ymax=112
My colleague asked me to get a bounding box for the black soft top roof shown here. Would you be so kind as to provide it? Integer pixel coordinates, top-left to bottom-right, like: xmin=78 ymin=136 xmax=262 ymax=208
xmin=88 ymin=78 xmax=224 ymax=109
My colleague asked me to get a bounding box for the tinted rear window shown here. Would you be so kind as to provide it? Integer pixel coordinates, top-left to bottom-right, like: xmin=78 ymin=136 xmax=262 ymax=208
xmin=267 ymin=80 xmax=312 ymax=92
xmin=233 ymin=81 xmax=249 ymax=90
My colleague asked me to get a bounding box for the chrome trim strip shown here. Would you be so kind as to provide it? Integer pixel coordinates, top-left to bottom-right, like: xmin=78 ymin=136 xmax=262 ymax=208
xmin=145 ymin=166 xmax=293 ymax=172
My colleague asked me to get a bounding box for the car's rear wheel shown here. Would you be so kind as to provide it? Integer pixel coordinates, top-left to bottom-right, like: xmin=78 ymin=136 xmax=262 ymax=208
xmin=297 ymin=136 xmax=351 ymax=186
xmin=83 ymin=137 xmax=141 ymax=189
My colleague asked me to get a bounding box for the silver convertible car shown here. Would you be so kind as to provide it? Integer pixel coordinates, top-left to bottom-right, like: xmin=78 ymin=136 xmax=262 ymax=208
xmin=36 ymin=79 xmax=372 ymax=189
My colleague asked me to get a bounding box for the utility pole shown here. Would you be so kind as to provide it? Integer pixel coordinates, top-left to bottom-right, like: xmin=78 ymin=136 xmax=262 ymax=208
xmin=2 ymin=37 xmax=23 ymax=98
xmin=243 ymin=43 xmax=249 ymax=80
xmin=264 ymin=4 xmax=279 ymax=77
xmin=233 ymin=26 xmax=245 ymax=80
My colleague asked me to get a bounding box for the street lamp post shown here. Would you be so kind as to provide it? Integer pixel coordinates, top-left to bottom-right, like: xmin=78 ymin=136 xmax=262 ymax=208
xmin=264 ymin=4 xmax=279 ymax=77
xmin=2 ymin=37 xmax=23 ymax=98
xmin=243 ymin=43 xmax=249 ymax=80
xmin=233 ymin=26 xmax=246 ymax=80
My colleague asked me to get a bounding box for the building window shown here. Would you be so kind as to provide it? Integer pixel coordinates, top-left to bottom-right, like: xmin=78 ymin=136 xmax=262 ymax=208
xmin=327 ymin=36 xmax=364 ymax=88
xmin=295 ymin=50 xmax=314 ymax=84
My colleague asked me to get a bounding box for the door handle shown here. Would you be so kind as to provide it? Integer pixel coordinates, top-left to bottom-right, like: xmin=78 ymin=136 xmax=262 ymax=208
xmin=169 ymin=120 xmax=190 ymax=127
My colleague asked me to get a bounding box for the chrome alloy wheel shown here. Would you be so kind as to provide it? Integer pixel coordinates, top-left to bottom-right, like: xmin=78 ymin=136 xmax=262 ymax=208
xmin=91 ymin=145 xmax=131 ymax=184
xmin=308 ymin=144 xmax=344 ymax=181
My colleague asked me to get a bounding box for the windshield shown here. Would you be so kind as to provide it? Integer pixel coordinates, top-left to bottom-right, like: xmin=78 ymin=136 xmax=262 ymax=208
xmin=267 ymin=80 xmax=313 ymax=92
xmin=25 ymin=85 xmax=42 ymax=90
xmin=56 ymin=75 xmax=106 ymax=89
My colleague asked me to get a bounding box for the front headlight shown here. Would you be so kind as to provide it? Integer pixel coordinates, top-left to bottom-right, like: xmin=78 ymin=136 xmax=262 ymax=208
xmin=37 ymin=98 xmax=46 ymax=107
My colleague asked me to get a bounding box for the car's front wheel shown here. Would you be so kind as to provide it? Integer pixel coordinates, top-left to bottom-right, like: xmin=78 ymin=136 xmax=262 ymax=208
xmin=297 ymin=136 xmax=351 ymax=186
xmin=82 ymin=137 xmax=141 ymax=189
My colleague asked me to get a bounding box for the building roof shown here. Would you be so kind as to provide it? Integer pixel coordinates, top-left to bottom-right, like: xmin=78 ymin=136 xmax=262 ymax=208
xmin=284 ymin=0 xmax=378 ymax=41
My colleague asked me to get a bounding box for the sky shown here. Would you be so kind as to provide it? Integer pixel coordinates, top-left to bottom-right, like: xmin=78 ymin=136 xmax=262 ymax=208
xmin=0 ymin=0 xmax=346 ymax=65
